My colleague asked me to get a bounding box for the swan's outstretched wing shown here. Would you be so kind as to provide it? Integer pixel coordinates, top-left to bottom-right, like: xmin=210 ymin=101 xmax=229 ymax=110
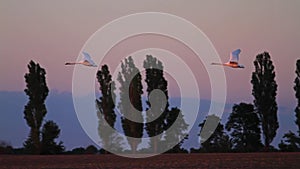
xmin=82 ymin=51 xmax=97 ymax=66
xmin=229 ymin=49 xmax=241 ymax=63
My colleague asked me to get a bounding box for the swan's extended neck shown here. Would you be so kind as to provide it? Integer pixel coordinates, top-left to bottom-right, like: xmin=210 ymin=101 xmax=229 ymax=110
xmin=211 ymin=63 xmax=224 ymax=65
xmin=65 ymin=62 xmax=80 ymax=65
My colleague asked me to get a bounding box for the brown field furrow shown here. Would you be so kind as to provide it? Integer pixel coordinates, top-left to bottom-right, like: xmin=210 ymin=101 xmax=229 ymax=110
xmin=0 ymin=153 xmax=300 ymax=169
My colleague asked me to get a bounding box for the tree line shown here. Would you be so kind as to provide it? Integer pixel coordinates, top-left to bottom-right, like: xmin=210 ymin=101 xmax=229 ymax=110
xmin=193 ymin=52 xmax=300 ymax=152
xmin=1 ymin=52 xmax=300 ymax=154
xmin=95 ymin=52 xmax=300 ymax=153
xmin=96 ymin=55 xmax=188 ymax=154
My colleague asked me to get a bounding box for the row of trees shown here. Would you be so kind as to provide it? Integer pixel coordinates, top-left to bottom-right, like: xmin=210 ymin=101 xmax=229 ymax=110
xmin=0 ymin=141 xmax=99 ymax=155
xmin=193 ymin=52 xmax=300 ymax=152
xmin=96 ymin=56 xmax=188 ymax=153
xmin=5 ymin=52 xmax=299 ymax=154
xmin=96 ymin=52 xmax=300 ymax=153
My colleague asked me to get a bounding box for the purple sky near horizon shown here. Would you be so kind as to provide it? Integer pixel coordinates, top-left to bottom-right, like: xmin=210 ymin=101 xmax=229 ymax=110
xmin=1 ymin=0 xmax=300 ymax=112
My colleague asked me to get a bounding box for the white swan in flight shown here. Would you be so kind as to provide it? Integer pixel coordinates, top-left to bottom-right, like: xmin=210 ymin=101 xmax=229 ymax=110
xmin=211 ymin=49 xmax=244 ymax=68
xmin=65 ymin=52 xmax=97 ymax=67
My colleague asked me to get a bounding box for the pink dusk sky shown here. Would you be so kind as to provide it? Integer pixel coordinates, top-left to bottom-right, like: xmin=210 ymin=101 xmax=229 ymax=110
xmin=1 ymin=0 xmax=300 ymax=111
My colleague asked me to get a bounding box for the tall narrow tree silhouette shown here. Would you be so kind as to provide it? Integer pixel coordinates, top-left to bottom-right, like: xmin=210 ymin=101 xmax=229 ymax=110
xmin=117 ymin=57 xmax=143 ymax=153
xmin=96 ymin=65 xmax=123 ymax=153
xmin=199 ymin=115 xmax=231 ymax=152
xmin=251 ymin=52 xmax=279 ymax=150
xmin=23 ymin=60 xmax=49 ymax=154
xmin=226 ymin=103 xmax=263 ymax=152
xmin=294 ymin=59 xmax=300 ymax=135
xmin=23 ymin=61 xmax=64 ymax=154
xmin=143 ymin=55 xmax=169 ymax=153
xmin=279 ymin=59 xmax=300 ymax=151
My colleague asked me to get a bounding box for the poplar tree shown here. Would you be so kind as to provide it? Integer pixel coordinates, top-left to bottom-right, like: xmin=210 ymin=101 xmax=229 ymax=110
xmin=279 ymin=59 xmax=300 ymax=151
xmin=23 ymin=60 xmax=49 ymax=154
xmin=143 ymin=55 xmax=169 ymax=153
xmin=294 ymin=59 xmax=300 ymax=134
xmin=23 ymin=61 xmax=63 ymax=154
xmin=96 ymin=65 xmax=119 ymax=152
xmin=117 ymin=57 xmax=143 ymax=153
xmin=251 ymin=52 xmax=279 ymax=150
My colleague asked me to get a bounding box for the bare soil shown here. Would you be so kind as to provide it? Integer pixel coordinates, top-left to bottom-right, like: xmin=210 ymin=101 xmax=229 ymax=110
xmin=1 ymin=153 xmax=300 ymax=169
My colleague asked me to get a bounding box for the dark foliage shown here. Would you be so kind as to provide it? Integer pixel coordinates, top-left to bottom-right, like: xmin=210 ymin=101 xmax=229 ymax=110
xmin=96 ymin=64 xmax=117 ymax=128
xmin=143 ymin=55 xmax=170 ymax=153
xmin=279 ymin=59 xmax=300 ymax=151
xmin=0 ymin=140 xmax=13 ymax=154
xmin=23 ymin=60 xmax=49 ymax=154
xmin=279 ymin=131 xmax=300 ymax=152
xmin=251 ymin=52 xmax=279 ymax=150
xmin=23 ymin=61 xmax=63 ymax=154
xmin=117 ymin=57 xmax=144 ymax=153
xmin=164 ymin=107 xmax=189 ymax=153
xmin=69 ymin=147 xmax=86 ymax=154
xmin=41 ymin=120 xmax=65 ymax=154
xmin=226 ymin=103 xmax=263 ymax=152
xmin=294 ymin=59 xmax=300 ymax=134
xmin=85 ymin=145 xmax=99 ymax=154
xmin=96 ymin=65 xmax=123 ymax=152
xmin=199 ymin=115 xmax=231 ymax=152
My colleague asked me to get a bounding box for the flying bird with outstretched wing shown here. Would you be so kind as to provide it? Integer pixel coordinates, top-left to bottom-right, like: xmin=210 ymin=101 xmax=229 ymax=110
xmin=65 ymin=52 xmax=97 ymax=67
xmin=211 ymin=49 xmax=244 ymax=68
